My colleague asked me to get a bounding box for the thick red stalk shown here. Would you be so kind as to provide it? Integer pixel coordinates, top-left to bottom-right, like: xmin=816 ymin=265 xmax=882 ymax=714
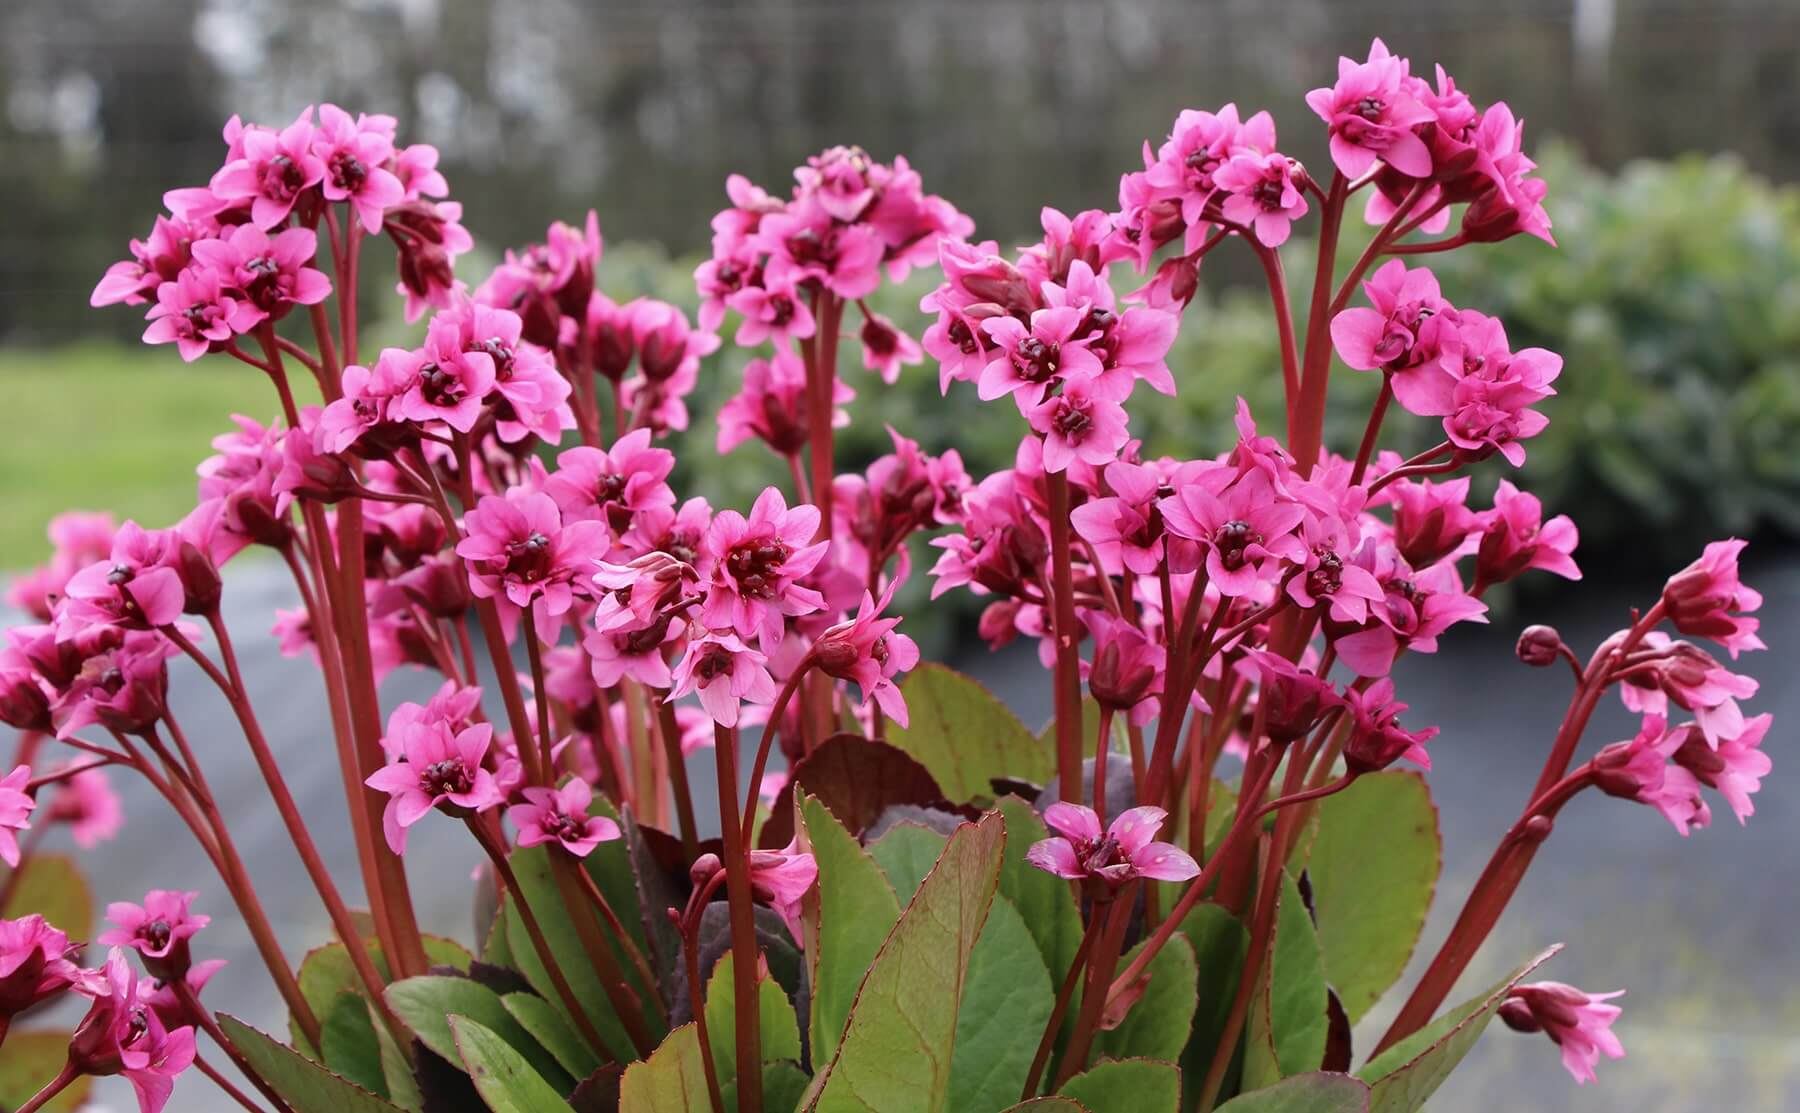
xmin=1054 ymin=889 xmax=1136 ymax=1087
xmin=656 ymin=699 xmax=701 ymax=858
xmin=1020 ymin=912 xmax=1103 ymax=1100
xmin=1287 ymin=172 xmax=1348 ymax=471
xmin=713 ymin=723 xmax=763 ymax=1113
xmin=1046 ymin=471 xmax=1085 ymax=805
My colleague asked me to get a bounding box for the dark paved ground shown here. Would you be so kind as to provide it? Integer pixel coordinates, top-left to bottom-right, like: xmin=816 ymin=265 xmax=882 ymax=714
xmin=7 ymin=554 xmax=1796 ymax=1111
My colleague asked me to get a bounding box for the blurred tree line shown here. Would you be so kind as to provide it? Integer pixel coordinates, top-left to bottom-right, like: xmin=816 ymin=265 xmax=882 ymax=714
xmin=4 ymin=0 xmax=1799 ymax=343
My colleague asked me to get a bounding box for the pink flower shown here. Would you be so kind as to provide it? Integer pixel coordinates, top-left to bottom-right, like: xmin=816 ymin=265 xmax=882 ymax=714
xmin=456 ymin=490 xmax=607 ymax=637
xmin=508 ymin=780 xmax=621 ymax=858
xmin=1027 ymin=376 xmax=1133 ymax=473
xmin=1329 ymin=260 xmax=1460 ymax=415
xmin=1304 ymin=39 xmax=1436 ymax=179
xmin=312 ymin=104 xmax=405 ymax=233
xmin=315 ymin=349 xmax=418 ymax=452
xmin=718 ymin=350 xmax=852 ymax=457
xmin=1499 ymin=982 xmax=1626 ymax=1085
xmin=209 ymin=107 xmax=326 ymax=228
xmin=1592 ymin=714 xmax=1710 ymax=836
xmin=394 ymin=142 xmax=448 ymax=199
xmin=631 ymin=298 xmax=719 ymax=383
xmin=389 ymin=199 xmax=474 ymax=321
xmin=541 ymin=430 xmax=676 ymax=536
xmin=68 ymin=948 xmax=198 ymax=1113
xmin=0 ymin=766 xmax=34 ymax=868
xmin=977 ymin=306 xmax=1105 ymax=409
xmin=99 ymin=890 xmax=208 ymax=977
xmin=1071 ymin=460 xmax=1170 ymax=576
xmin=1214 ymin=152 xmax=1310 ymax=247
xmin=669 ymin=633 xmax=777 ymax=728
xmin=142 ymin=959 xmax=227 ymax=1033
xmin=1286 ymin=475 xmax=1385 ymax=625
xmin=365 ymin=721 xmax=502 ymax=853
xmin=1142 ymin=105 xmax=1278 ymax=243
xmin=1330 ymin=542 xmax=1487 ymax=677
xmin=190 ymin=225 xmax=331 ymax=331
xmin=698 ymin=488 xmax=830 ymax=651
xmin=1670 ymin=714 xmax=1772 ymax=824
xmin=1473 ymin=479 xmax=1580 ymax=591
xmin=1159 ymin=469 xmax=1306 ymax=598
xmin=142 ymin=266 xmax=238 ymax=361
xmin=1377 ymin=472 xmax=1481 ymax=568
xmin=392 ymin=344 xmax=496 ymax=434
xmin=754 ymin=202 xmax=884 ymax=300
xmin=0 ymin=914 xmax=89 ymax=1020
xmin=1442 ymin=311 xmax=1560 ymax=467
xmin=1619 ymin=637 xmax=1758 ymax=748
xmin=583 ymin=612 xmax=681 ymax=690
xmin=1342 ymin=678 xmax=1437 ymax=772
xmin=1082 ymin=612 xmax=1166 ymax=726
xmin=92 ymin=216 xmax=196 ymax=308
xmin=45 ymin=763 xmax=124 ymax=848
xmin=858 ymin=311 xmax=923 ymax=384
xmin=747 ymin=839 xmax=818 ymax=942
xmin=1662 ymin=539 xmax=1764 ymax=656
xmin=58 ymin=522 xmax=186 ymax=635
xmin=1459 ymin=104 xmax=1554 ymax=246
xmin=1043 ymin=262 xmax=1179 ymax=398
xmin=1026 ymin=804 xmax=1200 ymax=888
xmin=812 ymin=586 xmax=920 ymax=726
xmin=1242 ymin=650 xmax=1343 ymax=745
xmin=7 ymin=511 xmax=120 ymax=621
xmin=49 ymin=631 xmax=175 ymax=740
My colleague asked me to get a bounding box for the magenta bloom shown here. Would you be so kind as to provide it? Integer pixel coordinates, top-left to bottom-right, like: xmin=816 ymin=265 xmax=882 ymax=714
xmin=142 ymin=266 xmax=238 ymax=362
xmin=92 ymin=215 xmax=195 ymax=309
xmin=1662 ymin=539 xmax=1764 ymax=657
xmin=812 ymin=586 xmax=920 ymax=727
xmin=630 ymin=297 xmax=720 ymax=383
xmin=100 ymin=890 xmax=209 ymax=977
xmin=1242 ymin=649 xmax=1343 ymax=746
xmin=1332 ymin=540 xmax=1488 ymax=677
xmin=45 ymin=762 xmax=124 ymax=848
xmin=718 ymin=350 xmax=852 ymax=458
xmin=209 ymin=107 xmax=327 ymax=228
xmin=977 ymin=306 xmax=1104 ymax=409
xmin=49 ymin=631 xmax=175 ymax=740
xmin=1142 ymin=104 xmax=1278 ymax=243
xmin=858 ymin=311 xmax=923 ymax=385
xmin=1342 ymin=678 xmax=1437 ymax=773
xmin=1027 ymin=375 xmax=1133 ymax=473
xmin=312 ymin=103 xmax=405 ymax=233
xmin=1330 ymin=260 xmax=1460 ymax=416
xmin=0 ymin=914 xmax=89 ymax=1020
xmin=314 ymin=348 xmax=418 ymax=452
xmin=58 ymin=522 xmax=185 ymax=635
xmin=1082 ymin=611 xmax=1166 ymax=726
xmin=698 ymin=487 xmax=829 ymax=651
xmin=747 ymin=839 xmax=818 ymax=942
xmin=1592 ymin=714 xmax=1710 ymax=836
xmin=0 ymin=765 xmax=34 ymax=868
xmin=1160 ymin=469 xmax=1306 ymax=598
xmin=1379 ymin=472 xmax=1482 ymax=568
xmin=542 ymin=430 xmax=676 ymax=536
xmin=1442 ymin=311 xmax=1561 ymax=466
xmin=1026 ymin=803 xmax=1200 ymax=889
xmin=508 ymin=780 xmax=621 ymax=858
xmin=754 ymin=201 xmax=885 ymax=301
xmin=669 ymin=633 xmax=777 ymax=728
xmin=456 ymin=490 xmax=607 ymax=638
xmin=391 ymin=343 xmax=497 ymax=434
xmin=1670 ymin=713 xmax=1772 ymax=824
xmin=192 ymin=224 xmax=331 ymax=332
xmin=583 ymin=612 xmax=681 ymax=690
xmin=365 ymin=720 xmax=502 ymax=854
xmin=1473 ymin=480 xmax=1580 ymax=591
xmin=68 ymin=948 xmax=198 ymax=1113
xmin=1070 ymin=460 xmax=1169 ymax=576
xmin=1304 ymin=39 xmax=1436 ymax=179
xmin=1214 ymin=151 xmax=1310 ymax=247
xmin=1499 ymin=982 xmax=1626 ymax=1086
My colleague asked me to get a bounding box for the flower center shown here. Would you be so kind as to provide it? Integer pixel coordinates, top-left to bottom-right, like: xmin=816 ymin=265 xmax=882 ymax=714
xmin=330 ymin=150 xmax=368 ymax=192
xmin=1213 ymin=519 xmax=1261 ymax=570
xmin=503 ymin=531 xmax=555 ymax=582
xmin=262 ymin=154 xmax=304 ymax=202
xmin=418 ymin=362 xmax=465 ymax=407
xmin=1356 ymin=96 xmax=1386 ymax=121
xmin=1012 ymin=337 xmax=1059 ymax=382
xmin=419 ymin=758 xmax=473 ymax=797
xmin=725 ymin=539 xmax=792 ymax=599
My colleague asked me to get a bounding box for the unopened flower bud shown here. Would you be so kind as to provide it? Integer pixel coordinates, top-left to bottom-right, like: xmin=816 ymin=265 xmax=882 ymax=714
xmin=1515 ymin=625 xmax=1565 ymax=668
xmin=812 ymin=638 xmax=860 ymax=679
xmin=690 ymin=853 xmax=723 ymax=887
xmin=1591 ymin=739 xmax=1660 ymax=800
xmin=175 ymin=541 xmax=222 ymax=615
xmin=1497 ymin=996 xmax=1541 ymax=1034
xmin=0 ymin=672 xmax=53 ymax=733
xmin=1519 ymin=814 xmax=1554 ymax=843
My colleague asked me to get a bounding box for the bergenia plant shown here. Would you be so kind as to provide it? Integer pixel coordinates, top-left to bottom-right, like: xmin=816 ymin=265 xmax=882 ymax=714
xmin=0 ymin=39 xmax=1773 ymax=1113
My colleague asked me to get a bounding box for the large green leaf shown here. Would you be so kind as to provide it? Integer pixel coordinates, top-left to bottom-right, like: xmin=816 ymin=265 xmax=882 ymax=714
xmin=995 ymin=796 xmax=1084 ymax=980
xmin=1001 ymin=1101 xmax=1091 ymax=1112
xmin=1058 ymin=1059 xmax=1180 ymax=1113
xmin=1 ymin=853 xmax=91 ymax=940
xmin=884 ymin=664 xmax=1049 ymax=801
xmin=1211 ymin=1071 xmax=1372 ymax=1112
xmin=948 ymin=895 xmax=1054 ymax=1112
xmin=1241 ymin=871 xmax=1329 ymax=1089
xmin=867 ymin=821 xmax=948 ymax=900
xmin=217 ymin=1014 xmax=407 ymax=1113
xmin=807 ymin=811 xmax=1007 ymax=1112
xmin=703 ymin=951 xmax=804 ymax=1085
xmin=504 ymin=991 xmax=604 ymax=1079
xmin=1179 ymin=903 xmax=1250 ymax=1110
xmin=450 ymin=1015 xmax=578 ymax=1113
xmin=0 ymin=1029 xmax=91 ymax=1112
xmin=1096 ymin=931 xmax=1197 ymax=1065
xmin=502 ymin=845 xmax=639 ymax=1063
xmin=385 ymin=975 xmax=573 ymax=1094
xmin=619 ymin=1023 xmax=711 ymax=1112
xmin=321 ymin=990 xmax=388 ymax=1095
xmin=291 ymin=935 xmax=471 ymax=1055
xmin=801 ymin=793 xmax=902 ymax=1064
xmin=1359 ymin=946 xmax=1561 ymax=1113
xmin=1307 ymin=773 xmax=1440 ymax=1023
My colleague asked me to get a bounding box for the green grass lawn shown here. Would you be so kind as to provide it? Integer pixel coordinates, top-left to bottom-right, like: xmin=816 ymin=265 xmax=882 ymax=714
xmin=1 ymin=344 xmax=305 ymax=570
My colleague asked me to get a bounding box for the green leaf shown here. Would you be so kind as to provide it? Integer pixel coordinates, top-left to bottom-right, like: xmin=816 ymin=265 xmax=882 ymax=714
xmin=1211 ymin=1071 xmax=1372 ymax=1112
xmin=504 ymin=991 xmax=604 ymax=1079
xmin=502 ymin=845 xmax=640 ymax=1063
xmin=1058 ymin=1058 xmax=1180 ymax=1113
xmin=1 ymin=852 xmax=91 ymax=940
xmin=1035 ymin=697 xmax=1107 ymax=754
xmin=764 ymin=1060 xmax=814 ymax=1111
xmin=449 ymin=1015 xmax=577 ymax=1113
xmin=290 ymin=935 xmax=472 ymax=1055
xmin=884 ymin=664 xmax=1050 ymax=801
xmin=801 ymin=793 xmax=902 ymax=1064
xmin=1097 ymin=931 xmax=1197 ymax=1065
xmin=374 ymin=1008 xmax=424 ymax=1112
xmin=808 ymin=811 xmax=1007 ymax=1112
xmin=1360 ymin=946 xmax=1561 ymax=1113
xmin=867 ymin=822 xmax=948 ymax=900
xmin=385 ymin=975 xmax=574 ymax=1094
xmin=948 ymin=896 xmax=1054 ymax=1112
xmin=704 ymin=951 xmax=804 ymax=1086
xmin=321 ymin=990 xmax=389 ymax=1095
xmin=619 ymin=1023 xmax=711 ymax=1112
xmin=0 ymin=1029 xmax=92 ymax=1112
xmin=1307 ymin=772 xmax=1440 ymax=1023
xmin=1242 ymin=871 xmax=1329 ymax=1089
xmin=995 ymin=796 xmax=1084 ymax=980
xmin=1179 ymin=903 xmax=1250 ymax=1110
xmin=217 ymin=1014 xmax=407 ymax=1113
xmin=1001 ymin=1102 xmax=1091 ymax=1112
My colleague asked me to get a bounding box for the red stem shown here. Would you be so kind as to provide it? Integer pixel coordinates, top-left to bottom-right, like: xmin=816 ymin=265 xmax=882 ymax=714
xmin=1020 ymin=911 xmax=1103 ymax=1100
xmin=713 ymin=723 xmax=763 ymax=1113
xmin=1046 ymin=471 xmax=1086 ymax=805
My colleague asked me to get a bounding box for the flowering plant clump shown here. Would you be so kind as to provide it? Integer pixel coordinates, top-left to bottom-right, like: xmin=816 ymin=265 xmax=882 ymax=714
xmin=0 ymin=41 xmax=1775 ymax=1113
